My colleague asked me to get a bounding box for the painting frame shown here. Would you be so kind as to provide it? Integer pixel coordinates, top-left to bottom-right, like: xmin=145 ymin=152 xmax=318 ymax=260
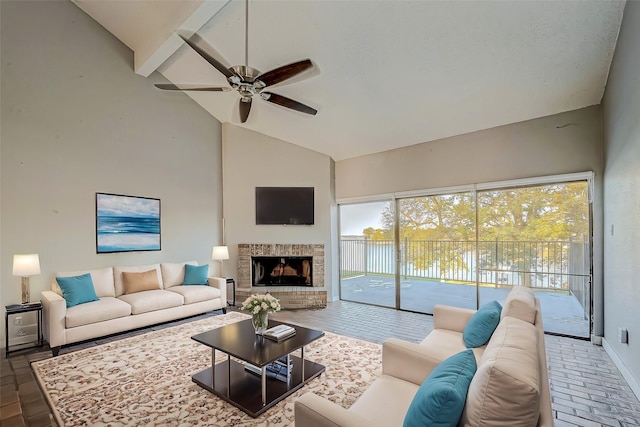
xmin=96 ymin=193 xmax=161 ymax=253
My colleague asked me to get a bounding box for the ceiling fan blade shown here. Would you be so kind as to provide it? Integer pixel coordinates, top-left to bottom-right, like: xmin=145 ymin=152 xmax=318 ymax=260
xmin=239 ymin=98 xmax=252 ymax=123
xmin=261 ymin=92 xmax=317 ymax=116
xmin=257 ymin=59 xmax=313 ymax=87
xmin=176 ymin=32 xmax=236 ymax=80
xmin=155 ymin=84 xmax=231 ymax=92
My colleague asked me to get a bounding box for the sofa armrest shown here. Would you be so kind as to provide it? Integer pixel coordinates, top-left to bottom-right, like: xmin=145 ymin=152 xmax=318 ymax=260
xmin=207 ymin=276 xmax=227 ymax=307
xmin=382 ymin=338 xmax=442 ymax=385
xmin=433 ymin=305 xmax=476 ymax=332
xmin=294 ymin=392 xmax=374 ymax=427
xmin=41 ymin=290 xmax=66 ymax=348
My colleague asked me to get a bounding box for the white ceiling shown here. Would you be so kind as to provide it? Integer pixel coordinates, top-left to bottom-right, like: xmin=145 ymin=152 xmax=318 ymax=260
xmin=72 ymin=0 xmax=625 ymax=161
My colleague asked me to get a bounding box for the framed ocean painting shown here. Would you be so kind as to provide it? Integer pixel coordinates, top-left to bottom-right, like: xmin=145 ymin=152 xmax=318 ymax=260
xmin=96 ymin=193 xmax=161 ymax=253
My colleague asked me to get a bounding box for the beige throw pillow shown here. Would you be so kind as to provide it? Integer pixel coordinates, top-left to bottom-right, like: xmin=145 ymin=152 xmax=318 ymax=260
xmin=500 ymin=285 xmax=537 ymax=324
xmin=122 ymin=269 xmax=160 ymax=294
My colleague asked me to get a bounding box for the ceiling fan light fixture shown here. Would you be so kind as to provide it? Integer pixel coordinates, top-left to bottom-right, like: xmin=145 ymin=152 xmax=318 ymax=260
xmin=230 ymin=65 xmax=260 ymax=82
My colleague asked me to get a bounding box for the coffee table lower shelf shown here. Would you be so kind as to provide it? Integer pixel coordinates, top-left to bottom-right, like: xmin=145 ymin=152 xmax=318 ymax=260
xmin=192 ymin=355 xmax=325 ymax=417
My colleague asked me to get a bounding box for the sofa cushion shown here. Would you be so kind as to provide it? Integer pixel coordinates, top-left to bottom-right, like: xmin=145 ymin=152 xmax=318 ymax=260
xmin=500 ymin=286 xmax=537 ymax=324
xmin=404 ymin=349 xmax=477 ymax=427
xmin=460 ymin=316 xmax=540 ymax=427
xmin=463 ymin=300 xmax=502 ymax=348
xmin=349 ymin=375 xmax=420 ymax=427
xmin=419 ymin=329 xmax=470 ymax=362
xmin=117 ymin=289 xmax=184 ymax=315
xmin=54 ymin=267 xmax=115 ymax=298
xmin=168 ymin=285 xmax=221 ymax=304
xmin=183 ymin=264 xmax=209 ymax=285
xmin=55 ymin=274 xmax=100 ymax=308
xmin=113 ymin=264 xmax=163 ymax=296
xmin=160 ymin=261 xmax=197 ymax=288
xmin=122 ymin=269 xmax=161 ymax=294
xmin=65 ymin=297 xmax=132 ymax=328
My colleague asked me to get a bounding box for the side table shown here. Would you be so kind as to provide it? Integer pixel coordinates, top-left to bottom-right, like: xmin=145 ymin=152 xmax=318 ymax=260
xmin=226 ymin=278 xmax=236 ymax=306
xmin=5 ymin=302 xmax=43 ymax=357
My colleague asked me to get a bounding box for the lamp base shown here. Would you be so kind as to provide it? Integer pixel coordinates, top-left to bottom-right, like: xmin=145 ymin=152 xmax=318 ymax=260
xmin=21 ymin=277 xmax=30 ymax=304
xmin=218 ymin=260 xmax=225 ymax=278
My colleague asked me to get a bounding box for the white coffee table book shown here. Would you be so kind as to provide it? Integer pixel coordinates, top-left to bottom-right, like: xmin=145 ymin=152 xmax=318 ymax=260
xmin=263 ymin=324 xmax=296 ymax=342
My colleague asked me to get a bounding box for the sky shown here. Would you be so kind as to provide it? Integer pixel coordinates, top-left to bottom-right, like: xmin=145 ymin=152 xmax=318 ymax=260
xmin=340 ymin=201 xmax=390 ymax=236
xmin=96 ymin=194 xmax=160 ymax=218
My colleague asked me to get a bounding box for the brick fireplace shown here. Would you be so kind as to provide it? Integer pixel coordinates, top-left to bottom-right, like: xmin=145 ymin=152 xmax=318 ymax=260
xmin=237 ymin=243 xmax=327 ymax=309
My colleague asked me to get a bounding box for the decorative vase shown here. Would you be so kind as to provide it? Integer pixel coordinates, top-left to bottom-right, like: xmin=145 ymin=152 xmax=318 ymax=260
xmin=252 ymin=312 xmax=269 ymax=335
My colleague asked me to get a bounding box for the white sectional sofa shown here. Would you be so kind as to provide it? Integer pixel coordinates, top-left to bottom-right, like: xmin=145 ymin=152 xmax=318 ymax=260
xmin=295 ymin=286 xmax=553 ymax=426
xmin=41 ymin=261 xmax=226 ymax=356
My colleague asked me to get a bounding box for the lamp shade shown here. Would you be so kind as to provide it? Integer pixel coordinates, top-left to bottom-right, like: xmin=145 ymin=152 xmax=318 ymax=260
xmin=13 ymin=254 xmax=41 ymax=276
xmin=212 ymin=246 xmax=229 ymax=261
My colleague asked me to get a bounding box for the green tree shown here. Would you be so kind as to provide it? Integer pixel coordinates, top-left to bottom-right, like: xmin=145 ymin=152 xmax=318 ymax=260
xmin=381 ymin=193 xmax=475 ymax=279
xmin=478 ymin=183 xmax=588 ymax=241
xmin=374 ymin=183 xmax=589 ymax=285
xmin=477 ymin=183 xmax=588 ymax=287
xmin=362 ymin=227 xmax=391 ymax=241
xmin=381 ymin=193 xmax=475 ymax=240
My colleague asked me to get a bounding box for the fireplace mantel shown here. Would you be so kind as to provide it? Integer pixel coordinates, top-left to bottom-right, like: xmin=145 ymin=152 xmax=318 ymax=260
xmin=237 ymin=243 xmax=327 ymax=309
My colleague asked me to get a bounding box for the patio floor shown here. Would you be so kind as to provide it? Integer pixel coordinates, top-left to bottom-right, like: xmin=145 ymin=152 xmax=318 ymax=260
xmin=341 ymin=275 xmax=590 ymax=337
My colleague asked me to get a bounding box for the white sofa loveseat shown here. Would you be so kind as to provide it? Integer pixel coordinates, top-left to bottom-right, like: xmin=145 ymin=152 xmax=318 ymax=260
xmin=41 ymin=261 xmax=226 ymax=356
xmin=295 ymin=286 xmax=553 ymax=426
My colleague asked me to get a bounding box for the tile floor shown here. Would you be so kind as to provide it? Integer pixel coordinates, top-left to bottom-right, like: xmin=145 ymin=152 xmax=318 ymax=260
xmin=1 ymin=301 xmax=639 ymax=426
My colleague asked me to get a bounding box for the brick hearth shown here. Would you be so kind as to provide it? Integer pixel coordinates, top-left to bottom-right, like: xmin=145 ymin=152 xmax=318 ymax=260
xmin=237 ymin=243 xmax=327 ymax=309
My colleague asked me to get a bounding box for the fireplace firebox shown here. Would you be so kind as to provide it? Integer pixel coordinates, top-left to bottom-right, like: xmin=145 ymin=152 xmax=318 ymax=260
xmin=252 ymin=256 xmax=313 ymax=286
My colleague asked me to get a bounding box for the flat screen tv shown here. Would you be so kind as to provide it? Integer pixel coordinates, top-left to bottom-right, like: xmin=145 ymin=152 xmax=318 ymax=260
xmin=256 ymin=187 xmax=314 ymax=225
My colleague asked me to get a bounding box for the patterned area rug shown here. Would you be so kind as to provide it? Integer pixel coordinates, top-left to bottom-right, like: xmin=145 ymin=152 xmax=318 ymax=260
xmin=32 ymin=312 xmax=382 ymax=426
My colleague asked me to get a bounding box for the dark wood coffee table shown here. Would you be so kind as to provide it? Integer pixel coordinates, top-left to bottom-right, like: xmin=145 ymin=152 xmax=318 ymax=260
xmin=191 ymin=319 xmax=325 ymax=417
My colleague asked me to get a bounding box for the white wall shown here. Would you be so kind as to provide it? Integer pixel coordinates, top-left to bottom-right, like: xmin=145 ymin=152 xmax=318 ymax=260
xmin=0 ymin=1 xmax=223 ymax=345
xmin=221 ymin=124 xmax=338 ymax=300
xmin=336 ymin=106 xmax=603 ymax=199
xmin=602 ymin=0 xmax=640 ymax=398
xmin=335 ymin=106 xmax=605 ymax=336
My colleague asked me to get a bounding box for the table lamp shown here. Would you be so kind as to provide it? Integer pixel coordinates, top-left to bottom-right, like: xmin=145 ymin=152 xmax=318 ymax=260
xmin=212 ymin=246 xmax=229 ymax=277
xmin=13 ymin=254 xmax=41 ymax=304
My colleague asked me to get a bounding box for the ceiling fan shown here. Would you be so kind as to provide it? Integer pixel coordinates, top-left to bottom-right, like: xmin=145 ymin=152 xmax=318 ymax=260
xmin=155 ymin=0 xmax=318 ymax=123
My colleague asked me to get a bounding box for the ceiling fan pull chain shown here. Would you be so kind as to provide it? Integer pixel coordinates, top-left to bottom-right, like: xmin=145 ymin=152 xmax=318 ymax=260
xmin=245 ymin=0 xmax=249 ymax=69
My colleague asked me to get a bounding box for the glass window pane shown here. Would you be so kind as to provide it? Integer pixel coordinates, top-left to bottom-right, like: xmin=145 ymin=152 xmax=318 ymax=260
xmin=339 ymin=201 xmax=395 ymax=308
xmin=398 ymin=193 xmax=476 ymax=313
xmin=477 ymin=182 xmax=590 ymax=337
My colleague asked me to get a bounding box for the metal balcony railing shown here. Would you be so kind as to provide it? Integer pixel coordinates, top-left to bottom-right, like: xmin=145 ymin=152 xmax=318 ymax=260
xmin=340 ymin=237 xmax=590 ymax=294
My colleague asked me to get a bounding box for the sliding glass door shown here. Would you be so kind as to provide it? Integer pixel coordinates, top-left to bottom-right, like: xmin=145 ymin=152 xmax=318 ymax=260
xmin=477 ymin=182 xmax=590 ymax=337
xmin=339 ymin=201 xmax=395 ymax=308
xmin=338 ymin=177 xmax=592 ymax=338
xmin=398 ymin=192 xmax=476 ymax=312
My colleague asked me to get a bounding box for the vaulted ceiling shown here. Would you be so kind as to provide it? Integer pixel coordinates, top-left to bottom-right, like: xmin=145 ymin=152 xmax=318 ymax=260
xmin=72 ymin=0 xmax=625 ymax=161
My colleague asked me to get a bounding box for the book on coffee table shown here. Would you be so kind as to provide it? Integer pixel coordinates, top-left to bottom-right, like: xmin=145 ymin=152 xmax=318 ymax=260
xmin=263 ymin=324 xmax=296 ymax=342
xmin=245 ymin=356 xmax=294 ymax=382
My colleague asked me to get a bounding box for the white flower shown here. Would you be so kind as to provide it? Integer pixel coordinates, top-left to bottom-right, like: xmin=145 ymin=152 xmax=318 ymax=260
xmin=241 ymin=294 xmax=282 ymax=315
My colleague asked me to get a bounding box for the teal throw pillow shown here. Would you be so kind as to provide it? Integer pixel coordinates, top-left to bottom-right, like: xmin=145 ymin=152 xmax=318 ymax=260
xmin=55 ymin=273 xmax=99 ymax=308
xmin=403 ymin=349 xmax=477 ymax=427
xmin=183 ymin=264 xmax=208 ymax=285
xmin=463 ymin=300 xmax=502 ymax=348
